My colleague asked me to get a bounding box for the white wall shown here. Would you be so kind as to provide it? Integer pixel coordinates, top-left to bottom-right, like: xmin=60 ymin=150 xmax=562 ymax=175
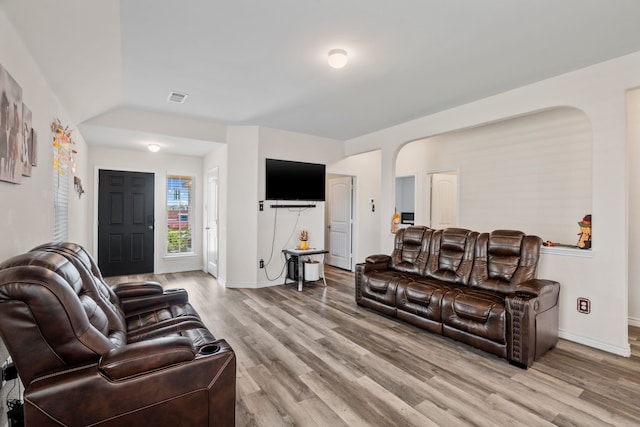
xmin=396 ymin=107 xmax=592 ymax=244
xmin=87 ymin=147 xmax=203 ymax=274
xmin=628 ymin=88 xmax=640 ymax=327
xmin=328 ymin=150 xmax=382 ymax=265
xmin=203 ymin=126 xmax=343 ymax=287
xmin=253 ymin=127 xmax=344 ymax=286
xmin=224 ymin=126 xmax=260 ymax=287
xmin=0 ymin=9 xmax=89 ymax=261
xmin=0 ymin=10 xmax=90 ymax=426
xmin=345 ymin=51 xmax=640 ymax=357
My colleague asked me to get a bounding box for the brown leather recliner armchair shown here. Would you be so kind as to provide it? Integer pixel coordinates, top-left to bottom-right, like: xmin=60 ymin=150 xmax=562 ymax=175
xmin=0 ymin=249 xmax=235 ymax=426
xmin=30 ymin=242 xmax=213 ymax=345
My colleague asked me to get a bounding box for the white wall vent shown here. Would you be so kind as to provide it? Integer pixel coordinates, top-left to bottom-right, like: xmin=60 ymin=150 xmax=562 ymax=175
xmin=168 ymin=91 xmax=188 ymax=104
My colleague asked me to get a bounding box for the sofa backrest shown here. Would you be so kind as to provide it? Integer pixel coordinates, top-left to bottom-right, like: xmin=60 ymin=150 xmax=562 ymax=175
xmin=31 ymin=242 xmax=127 ymax=335
xmin=469 ymin=230 xmax=542 ymax=293
xmin=0 ymin=252 xmax=117 ymax=386
xmin=424 ymin=228 xmax=478 ymax=285
xmin=389 ymin=226 xmax=433 ymax=274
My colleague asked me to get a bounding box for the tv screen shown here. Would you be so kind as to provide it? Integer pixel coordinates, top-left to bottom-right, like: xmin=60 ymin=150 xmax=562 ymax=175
xmin=265 ymin=158 xmax=326 ymax=201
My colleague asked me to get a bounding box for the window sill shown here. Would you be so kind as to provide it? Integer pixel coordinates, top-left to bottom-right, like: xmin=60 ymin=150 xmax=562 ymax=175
xmin=164 ymin=252 xmax=196 ymax=260
xmin=540 ymin=246 xmax=593 ymax=258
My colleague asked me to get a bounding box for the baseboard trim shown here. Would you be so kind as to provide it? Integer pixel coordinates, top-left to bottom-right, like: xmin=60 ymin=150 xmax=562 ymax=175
xmin=629 ymin=317 xmax=640 ymax=327
xmin=154 ymin=265 xmax=203 ymax=275
xmin=559 ymin=329 xmax=631 ymax=357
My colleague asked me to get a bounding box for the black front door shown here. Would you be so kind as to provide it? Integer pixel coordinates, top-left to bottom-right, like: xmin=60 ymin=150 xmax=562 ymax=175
xmin=98 ymin=169 xmax=154 ymax=277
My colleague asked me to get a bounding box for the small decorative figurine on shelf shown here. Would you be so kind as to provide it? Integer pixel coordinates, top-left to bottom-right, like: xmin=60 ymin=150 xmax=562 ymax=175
xmin=542 ymin=214 xmax=592 ymax=249
xmin=298 ymin=230 xmax=309 ymax=250
xmin=577 ymin=214 xmax=592 ymax=249
xmin=391 ymin=210 xmax=400 ymax=234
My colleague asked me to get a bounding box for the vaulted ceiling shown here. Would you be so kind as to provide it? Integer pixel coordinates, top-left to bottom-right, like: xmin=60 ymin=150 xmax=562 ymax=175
xmin=3 ymin=0 xmax=640 ymax=155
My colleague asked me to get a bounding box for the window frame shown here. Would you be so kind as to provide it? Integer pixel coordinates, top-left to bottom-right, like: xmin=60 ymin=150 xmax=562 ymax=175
xmin=165 ymin=173 xmax=195 ymax=257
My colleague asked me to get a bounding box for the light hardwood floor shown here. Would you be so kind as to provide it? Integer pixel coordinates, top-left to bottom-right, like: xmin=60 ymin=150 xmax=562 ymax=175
xmin=107 ymin=267 xmax=640 ymax=427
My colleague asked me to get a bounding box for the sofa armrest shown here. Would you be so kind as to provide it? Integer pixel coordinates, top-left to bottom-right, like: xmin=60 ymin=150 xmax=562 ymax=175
xmin=506 ymin=279 xmax=560 ymax=368
xmin=514 ymin=279 xmax=560 ymax=312
xmin=99 ymin=337 xmax=195 ymax=381
xmin=26 ymin=340 xmax=236 ymax=426
xmin=113 ymin=281 xmax=191 ymax=315
xmin=112 ymin=281 xmax=164 ymax=298
xmin=355 ymin=256 xmax=392 ymax=307
xmin=365 ymin=254 xmax=391 ymax=266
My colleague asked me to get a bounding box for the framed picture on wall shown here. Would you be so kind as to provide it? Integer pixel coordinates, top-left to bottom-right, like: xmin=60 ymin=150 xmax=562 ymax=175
xmin=0 ymin=64 xmax=23 ymax=184
xmin=31 ymin=128 xmax=37 ymax=167
xmin=22 ymin=103 xmax=32 ymax=177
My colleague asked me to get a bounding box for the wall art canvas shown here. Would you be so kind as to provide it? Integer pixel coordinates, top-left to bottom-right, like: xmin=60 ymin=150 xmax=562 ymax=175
xmin=31 ymin=129 xmax=38 ymax=166
xmin=22 ymin=103 xmax=32 ymax=177
xmin=0 ymin=64 xmax=23 ymax=184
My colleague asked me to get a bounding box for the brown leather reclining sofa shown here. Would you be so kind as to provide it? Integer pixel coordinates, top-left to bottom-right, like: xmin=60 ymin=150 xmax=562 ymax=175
xmin=356 ymin=226 xmax=560 ymax=368
xmin=0 ymin=242 xmax=235 ymax=426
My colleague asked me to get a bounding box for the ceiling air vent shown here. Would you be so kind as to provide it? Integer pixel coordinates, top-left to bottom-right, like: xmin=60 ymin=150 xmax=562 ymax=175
xmin=168 ymin=91 xmax=188 ymax=104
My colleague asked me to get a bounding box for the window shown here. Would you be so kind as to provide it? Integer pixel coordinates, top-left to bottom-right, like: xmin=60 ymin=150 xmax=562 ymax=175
xmin=166 ymin=175 xmax=193 ymax=254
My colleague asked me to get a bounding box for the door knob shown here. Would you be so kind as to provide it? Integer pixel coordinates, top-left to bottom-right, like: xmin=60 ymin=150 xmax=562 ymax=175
xmin=148 ymin=225 xmax=154 ymax=230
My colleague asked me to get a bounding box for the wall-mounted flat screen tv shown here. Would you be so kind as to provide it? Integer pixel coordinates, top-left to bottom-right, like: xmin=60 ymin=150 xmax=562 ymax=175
xmin=265 ymin=158 xmax=326 ymax=201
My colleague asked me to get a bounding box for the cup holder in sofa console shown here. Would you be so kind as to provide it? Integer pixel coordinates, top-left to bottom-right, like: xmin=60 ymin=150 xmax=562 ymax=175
xmin=199 ymin=344 xmax=220 ymax=355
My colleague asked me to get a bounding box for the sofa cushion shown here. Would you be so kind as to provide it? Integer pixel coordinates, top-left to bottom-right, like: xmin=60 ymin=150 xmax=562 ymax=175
xmin=424 ymin=228 xmax=477 ymax=285
xmin=389 ymin=226 xmax=432 ymax=275
xmin=470 ymin=230 xmax=542 ymax=293
xmin=396 ymin=279 xmax=450 ymax=323
xmin=441 ymin=289 xmax=506 ymax=344
xmin=359 ymin=270 xmax=410 ymax=308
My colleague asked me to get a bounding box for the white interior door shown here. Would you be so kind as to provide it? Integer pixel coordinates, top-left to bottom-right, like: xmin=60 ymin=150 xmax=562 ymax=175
xmin=430 ymin=172 xmax=458 ymax=229
xmin=327 ymin=176 xmax=353 ymax=270
xmin=206 ymin=169 xmax=219 ymax=277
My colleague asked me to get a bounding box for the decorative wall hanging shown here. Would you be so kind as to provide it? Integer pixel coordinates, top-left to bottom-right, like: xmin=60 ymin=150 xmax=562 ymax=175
xmin=577 ymin=214 xmax=592 ymax=249
xmin=74 ymin=176 xmax=85 ymax=198
xmin=21 ymin=103 xmax=32 ymax=177
xmin=30 ymin=129 xmax=38 ymax=166
xmin=0 ymin=64 xmax=24 ymax=184
xmin=51 ymin=118 xmax=77 ymax=176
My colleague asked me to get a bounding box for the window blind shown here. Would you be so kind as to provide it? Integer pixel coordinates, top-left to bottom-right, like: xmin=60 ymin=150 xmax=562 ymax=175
xmin=53 ymin=171 xmax=69 ymax=242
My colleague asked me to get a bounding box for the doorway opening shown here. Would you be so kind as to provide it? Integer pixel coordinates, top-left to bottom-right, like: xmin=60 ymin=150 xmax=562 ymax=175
xmin=427 ymin=170 xmax=458 ymax=229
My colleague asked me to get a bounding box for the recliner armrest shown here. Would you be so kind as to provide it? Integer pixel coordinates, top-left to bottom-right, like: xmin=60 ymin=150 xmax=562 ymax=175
xmin=513 ymin=279 xmax=560 ymax=311
xmin=506 ymin=279 xmax=560 ymax=368
xmin=358 ymin=255 xmax=391 ymax=275
xmin=365 ymin=254 xmax=390 ymax=265
xmin=26 ymin=339 xmax=237 ymax=426
xmin=118 ymin=288 xmax=190 ymax=315
xmin=99 ymin=337 xmax=195 ymax=380
xmin=112 ymin=281 xmax=164 ymax=298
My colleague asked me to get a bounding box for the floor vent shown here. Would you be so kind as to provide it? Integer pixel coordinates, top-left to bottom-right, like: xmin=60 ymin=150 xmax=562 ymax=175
xmin=168 ymin=91 xmax=188 ymax=104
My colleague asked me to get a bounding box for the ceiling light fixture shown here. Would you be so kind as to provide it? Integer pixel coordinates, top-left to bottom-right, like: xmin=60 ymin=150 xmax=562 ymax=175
xmin=147 ymin=144 xmax=160 ymax=152
xmin=328 ymin=48 xmax=348 ymax=69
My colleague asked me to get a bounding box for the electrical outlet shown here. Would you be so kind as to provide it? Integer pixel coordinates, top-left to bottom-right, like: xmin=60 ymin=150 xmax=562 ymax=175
xmin=259 ymin=259 xmax=264 ymax=268
xmin=577 ymin=297 xmax=590 ymax=314
xmin=259 ymin=201 xmax=264 ymax=211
